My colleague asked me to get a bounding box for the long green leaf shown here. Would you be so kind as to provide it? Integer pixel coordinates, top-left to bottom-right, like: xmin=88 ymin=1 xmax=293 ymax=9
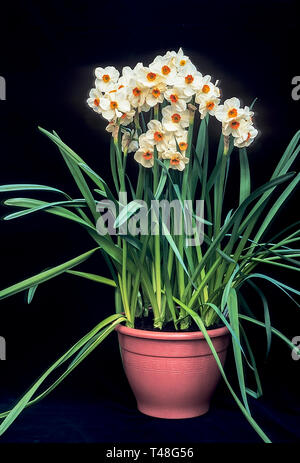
xmin=66 ymin=270 xmax=117 ymax=287
xmin=0 ymin=248 xmax=100 ymax=300
xmin=239 ymin=148 xmax=251 ymax=205
xmin=3 ymin=198 xmax=95 ymax=231
xmin=247 ymin=280 xmax=272 ymax=358
xmin=0 ymin=184 xmax=70 ymax=198
xmin=253 ymin=172 xmax=300 ymax=245
xmin=0 ymin=314 xmax=126 ymax=430
xmin=227 ymin=287 xmax=250 ymax=414
xmin=239 ymin=314 xmax=300 ymax=356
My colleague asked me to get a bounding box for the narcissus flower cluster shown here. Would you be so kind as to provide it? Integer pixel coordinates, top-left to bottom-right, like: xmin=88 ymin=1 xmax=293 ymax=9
xmin=87 ymin=49 xmax=258 ymax=169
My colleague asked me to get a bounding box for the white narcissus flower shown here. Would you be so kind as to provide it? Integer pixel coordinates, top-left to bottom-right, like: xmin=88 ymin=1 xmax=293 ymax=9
xmin=196 ymin=75 xmax=220 ymax=99
xmin=165 ymin=48 xmax=196 ymax=74
xmin=118 ymin=66 xmax=135 ymax=87
xmin=169 ymin=129 xmax=189 ymax=154
xmin=215 ymin=97 xmax=247 ymax=124
xmin=127 ymin=78 xmax=148 ymax=109
xmin=99 ymin=88 xmax=131 ymax=121
xmin=87 ymin=88 xmax=102 ymax=113
xmin=232 ymin=120 xmax=258 ymax=147
xmin=241 ymin=105 xmax=255 ymax=122
xmin=221 ymin=103 xmax=255 ymax=137
xmin=222 ymin=118 xmax=243 ymax=136
xmin=164 ymin=87 xmax=191 ymax=111
xmin=149 ymin=55 xmax=177 ymax=85
xmin=174 ymin=66 xmax=203 ymax=97
xmin=145 ymin=83 xmax=166 ymax=107
xmin=197 ymin=95 xmax=221 ymax=119
xmin=222 ymin=115 xmax=256 ymax=138
xmin=162 ymin=105 xmax=190 ymax=132
xmin=134 ymin=141 xmax=155 ymax=168
xmin=135 ymin=63 xmax=165 ymax=88
xmin=119 ymin=109 xmax=136 ymax=126
xmin=144 ymin=120 xmax=171 ymax=153
xmin=95 ymin=66 xmax=120 ymax=92
xmin=162 ymin=150 xmax=189 ymax=171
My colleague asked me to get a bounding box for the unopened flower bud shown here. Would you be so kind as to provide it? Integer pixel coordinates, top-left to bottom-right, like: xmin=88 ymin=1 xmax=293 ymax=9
xmin=224 ymin=135 xmax=230 ymax=155
xmin=188 ymin=103 xmax=197 ymax=112
xmin=112 ymin=124 xmax=119 ymax=141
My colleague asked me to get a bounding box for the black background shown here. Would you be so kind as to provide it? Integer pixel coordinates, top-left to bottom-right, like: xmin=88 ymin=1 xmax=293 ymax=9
xmin=0 ymin=0 xmax=299 ymax=446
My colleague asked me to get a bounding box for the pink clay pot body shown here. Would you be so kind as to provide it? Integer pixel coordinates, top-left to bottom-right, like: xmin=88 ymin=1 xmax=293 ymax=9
xmin=116 ymin=324 xmax=230 ymax=419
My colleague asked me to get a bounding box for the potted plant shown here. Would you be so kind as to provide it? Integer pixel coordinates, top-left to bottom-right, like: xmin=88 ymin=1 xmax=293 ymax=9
xmin=0 ymin=49 xmax=299 ymax=443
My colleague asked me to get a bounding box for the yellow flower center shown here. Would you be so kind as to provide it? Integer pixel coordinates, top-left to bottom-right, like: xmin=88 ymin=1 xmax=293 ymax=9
xmin=110 ymin=101 xmax=118 ymax=109
xmin=152 ymin=88 xmax=161 ymax=98
xmin=162 ymin=65 xmax=171 ymax=75
xmin=102 ymin=74 xmax=110 ymax=83
xmin=180 ymin=59 xmax=186 ymax=66
xmin=179 ymin=142 xmax=188 ymax=151
xmin=143 ymin=151 xmax=153 ymax=160
xmin=230 ymin=120 xmax=240 ymax=129
xmin=133 ymin=87 xmax=141 ymax=96
xmin=154 ymin=131 xmax=163 ymax=142
xmin=109 ymin=89 xmax=117 ymax=93
xmin=94 ymin=98 xmax=100 ymax=106
xmin=118 ymin=84 xmax=124 ymax=89
xmin=206 ymin=101 xmax=215 ymax=110
xmin=147 ymin=72 xmax=157 ymax=81
xmin=170 ymin=94 xmax=178 ymax=103
xmin=185 ymin=74 xmax=194 ymax=84
xmin=202 ymin=84 xmax=210 ymax=93
xmin=228 ymin=108 xmax=238 ymax=118
xmin=171 ymin=113 xmax=181 ymax=123
xmin=170 ymin=155 xmax=180 ymax=165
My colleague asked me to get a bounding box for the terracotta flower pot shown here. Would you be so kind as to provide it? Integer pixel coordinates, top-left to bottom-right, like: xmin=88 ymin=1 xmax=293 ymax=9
xmin=116 ymin=324 xmax=230 ymax=419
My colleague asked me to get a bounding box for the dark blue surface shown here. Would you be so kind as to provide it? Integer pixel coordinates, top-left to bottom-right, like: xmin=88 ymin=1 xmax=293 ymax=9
xmin=0 ymin=380 xmax=299 ymax=443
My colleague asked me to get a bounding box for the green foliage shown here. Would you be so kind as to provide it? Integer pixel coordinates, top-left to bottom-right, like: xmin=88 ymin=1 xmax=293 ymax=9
xmin=0 ymin=109 xmax=299 ymax=442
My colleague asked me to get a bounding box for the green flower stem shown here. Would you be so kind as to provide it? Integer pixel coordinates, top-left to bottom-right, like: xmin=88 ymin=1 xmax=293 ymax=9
xmin=178 ymin=108 xmax=195 ymax=328
xmin=154 ymin=233 xmax=162 ymax=314
xmin=152 ymin=104 xmax=162 ymax=317
xmin=249 ymin=257 xmax=300 ymax=271
xmin=214 ymin=152 xmax=227 ymax=238
xmin=181 ymin=109 xmax=195 ymax=200
xmin=136 ymin=165 xmax=145 ymax=200
xmin=113 ymin=135 xmax=125 ymax=192
xmin=130 ymin=235 xmax=149 ymax=320
xmin=212 ymin=150 xmax=229 ymax=290
xmin=167 ymin=246 xmax=174 ymax=278
xmin=177 ymin=235 xmax=187 ymax=328
xmin=134 ymin=111 xmax=142 ymax=136
xmin=121 ymin=239 xmax=132 ymax=326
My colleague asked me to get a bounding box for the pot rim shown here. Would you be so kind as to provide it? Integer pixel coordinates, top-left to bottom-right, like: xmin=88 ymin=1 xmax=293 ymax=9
xmin=115 ymin=323 xmax=229 ymax=341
